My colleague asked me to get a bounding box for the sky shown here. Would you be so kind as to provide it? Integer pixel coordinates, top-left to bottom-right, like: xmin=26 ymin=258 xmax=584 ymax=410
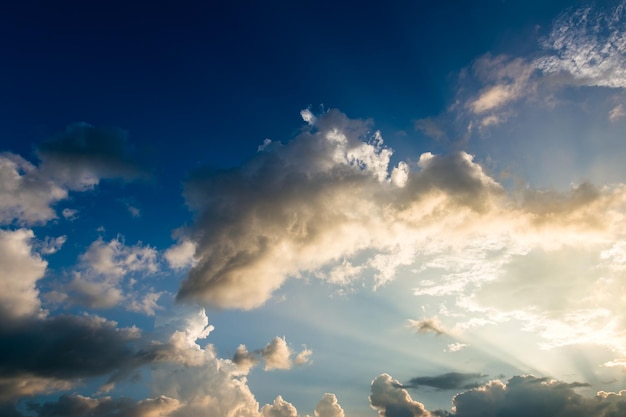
xmin=1 ymin=0 xmax=626 ymax=416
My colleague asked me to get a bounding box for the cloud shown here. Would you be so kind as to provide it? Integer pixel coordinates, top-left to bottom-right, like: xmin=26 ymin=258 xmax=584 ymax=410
xmin=64 ymin=236 xmax=159 ymax=311
xmin=401 ymin=373 xmax=485 ymax=390
xmin=172 ymin=107 xmax=626 ymax=367
xmin=407 ymin=318 xmax=447 ymax=336
xmin=26 ymin=394 xmax=180 ymax=417
xmin=609 ymin=103 xmax=626 ymax=121
xmin=535 ymin=4 xmax=626 ymax=89
xmin=164 ymin=240 xmax=197 ymax=270
xmin=0 ymin=124 xmax=146 ymax=226
xmin=0 ymin=314 xmax=153 ymax=402
xmin=0 ymin=153 xmax=67 ymax=225
xmin=232 ymin=337 xmax=311 ymax=372
xmin=36 ymin=123 xmax=147 ymax=190
xmin=233 ymin=345 xmax=260 ymax=373
xmin=313 ymin=393 xmax=345 ymax=417
xmin=176 ymin=109 xmax=507 ymax=309
xmin=369 ymin=373 xmax=431 ymax=417
xmin=436 ymin=375 xmax=625 ymax=417
xmin=260 ymin=396 xmax=298 ymax=417
xmin=0 ymin=229 xmax=47 ymax=319
xmin=261 ymin=337 xmax=293 ymax=371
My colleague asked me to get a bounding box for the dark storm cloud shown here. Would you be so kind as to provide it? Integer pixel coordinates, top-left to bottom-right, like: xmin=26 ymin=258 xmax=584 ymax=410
xmin=36 ymin=123 xmax=147 ymax=188
xmin=0 ymin=314 xmax=157 ymax=402
xmin=26 ymin=394 xmax=180 ymax=417
xmin=400 ymin=372 xmax=486 ymax=390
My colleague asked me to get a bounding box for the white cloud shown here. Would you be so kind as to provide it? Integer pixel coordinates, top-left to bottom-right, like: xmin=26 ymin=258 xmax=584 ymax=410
xmin=64 ymin=236 xmax=160 ymax=311
xmin=313 ymin=393 xmax=345 ymax=417
xmin=0 ymin=153 xmax=67 ymax=225
xmin=535 ymin=5 xmax=626 ymax=89
xmin=261 ymin=396 xmax=299 ymax=417
xmin=173 ymin=108 xmax=626 ymax=367
xmin=164 ymin=240 xmax=197 ymax=270
xmin=0 ymin=228 xmax=47 ymax=319
xmin=261 ymin=337 xmax=294 ymax=371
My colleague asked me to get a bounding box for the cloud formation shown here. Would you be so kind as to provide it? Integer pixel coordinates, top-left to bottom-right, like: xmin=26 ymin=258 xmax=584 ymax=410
xmin=370 ymin=373 xmax=430 ymax=417
xmin=401 ymin=373 xmax=485 ymax=391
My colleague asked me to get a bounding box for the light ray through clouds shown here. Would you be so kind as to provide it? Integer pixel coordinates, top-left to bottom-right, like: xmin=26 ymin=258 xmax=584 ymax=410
xmin=2 ymin=2 xmax=626 ymax=417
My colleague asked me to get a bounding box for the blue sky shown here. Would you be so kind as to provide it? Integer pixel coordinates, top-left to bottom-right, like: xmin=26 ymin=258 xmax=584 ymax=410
xmin=2 ymin=1 xmax=626 ymax=416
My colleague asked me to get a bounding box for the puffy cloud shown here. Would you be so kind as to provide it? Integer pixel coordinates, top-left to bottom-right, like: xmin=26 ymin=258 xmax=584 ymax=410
xmin=261 ymin=337 xmax=293 ymax=371
xmin=0 ymin=153 xmax=67 ymax=225
xmin=164 ymin=240 xmax=197 ymax=270
xmin=0 ymin=314 xmax=153 ymax=402
xmin=369 ymin=374 xmax=431 ymax=417
xmin=439 ymin=375 xmax=626 ymax=417
xmin=313 ymin=393 xmax=345 ymax=417
xmin=172 ymin=107 xmax=626 ymax=367
xmin=0 ymin=229 xmax=47 ymax=319
xmin=150 ymin=309 xmax=260 ymax=417
xmin=176 ymin=109 xmax=505 ymax=310
xmin=260 ymin=396 xmax=299 ymax=417
xmin=64 ymin=236 xmax=159 ymax=311
xmin=233 ymin=345 xmax=260 ymax=373
xmin=0 ymin=125 xmax=145 ymax=226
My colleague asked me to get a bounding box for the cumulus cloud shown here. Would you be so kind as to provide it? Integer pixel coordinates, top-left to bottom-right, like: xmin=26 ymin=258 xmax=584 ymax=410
xmin=436 ymin=375 xmax=626 ymax=417
xmin=1 ymin=125 xmax=145 ymax=226
xmin=369 ymin=374 xmax=431 ymax=417
xmin=261 ymin=396 xmax=299 ymax=417
xmin=176 ymin=109 xmax=506 ymax=310
xmin=164 ymin=240 xmax=197 ymax=270
xmin=0 ymin=229 xmax=47 ymax=319
xmin=313 ymin=393 xmax=345 ymax=417
xmin=26 ymin=394 xmax=180 ymax=417
xmin=171 ymin=108 xmax=626 ymax=366
xmin=64 ymin=236 xmax=159 ymax=311
xmin=232 ymin=337 xmax=311 ymax=372
xmin=0 ymin=153 xmax=67 ymax=225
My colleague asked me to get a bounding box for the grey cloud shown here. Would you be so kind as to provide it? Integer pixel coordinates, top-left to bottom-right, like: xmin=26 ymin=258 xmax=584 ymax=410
xmin=232 ymin=336 xmax=310 ymax=372
xmin=0 ymin=124 xmax=146 ymax=226
xmin=27 ymin=394 xmax=180 ymax=417
xmin=401 ymin=373 xmax=486 ymax=391
xmin=436 ymin=375 xmax=625 ymax=417
xmin=37 ymin=123 xmax=147 ymax=189
xmin=0 ymin=314 xmax=155 ymax=401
